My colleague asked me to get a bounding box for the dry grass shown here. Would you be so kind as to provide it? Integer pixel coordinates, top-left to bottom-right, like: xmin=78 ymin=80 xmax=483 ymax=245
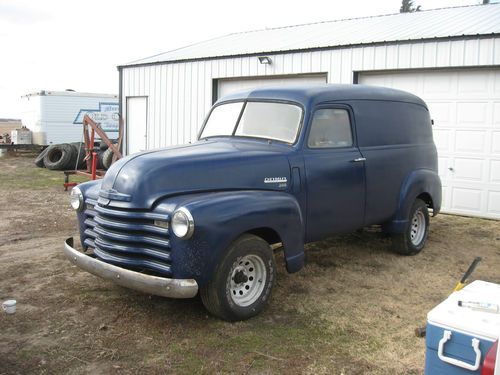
xmin=0 ymin=154 xmax=499 ymax=375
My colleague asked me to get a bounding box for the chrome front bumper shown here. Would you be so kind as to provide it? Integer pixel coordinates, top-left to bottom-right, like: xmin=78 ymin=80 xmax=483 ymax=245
xmin=63 ymin=238 xmax=198 ymax=298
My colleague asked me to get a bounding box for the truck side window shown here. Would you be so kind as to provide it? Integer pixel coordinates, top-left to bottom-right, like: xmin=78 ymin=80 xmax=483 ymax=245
xmin=308 ymin=109 xmax=353 ymax=148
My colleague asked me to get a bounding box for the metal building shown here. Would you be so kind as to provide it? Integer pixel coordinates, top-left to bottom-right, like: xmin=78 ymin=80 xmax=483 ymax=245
xmin=118 ymin=4 xmax=500 ymax=219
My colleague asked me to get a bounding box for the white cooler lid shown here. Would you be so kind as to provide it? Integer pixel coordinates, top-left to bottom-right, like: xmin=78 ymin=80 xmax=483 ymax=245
xmin=427 ymin=280 xmax=500 ymax=341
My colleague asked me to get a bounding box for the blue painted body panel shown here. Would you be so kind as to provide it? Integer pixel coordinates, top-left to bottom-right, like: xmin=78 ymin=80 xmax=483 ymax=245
xmin=74 ymin=85 xmax=442 ymax=286
xmin=303 ymin=146 xmax=365 ymax=241
xmin=162 ymin=191 xmax=304 ymax=283
xmin=100 ymin=139 xmax=293 ymax=209
xmin=425 ymin=323 xmax=494 ymax=375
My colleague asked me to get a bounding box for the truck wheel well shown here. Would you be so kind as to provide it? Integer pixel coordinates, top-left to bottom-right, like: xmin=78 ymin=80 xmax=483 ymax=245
xmin=417 ymin=192 xmax=433 ymax=209
xmin=247 ymin=227 xmax=282 ymax=246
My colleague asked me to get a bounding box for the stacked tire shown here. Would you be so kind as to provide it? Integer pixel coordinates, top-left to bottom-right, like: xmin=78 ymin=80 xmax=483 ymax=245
xmin=34 ymin=147 xmax=50 ymax=168
xmin=101 ymin=148 xmax=114 ymax=170
xmin=43 ymin=144 xmax=78 ymax=170
xmin=73 ymin=142 xmax=86 ymax=169
xmin=34 ymin=142 xmax=114 ymax=171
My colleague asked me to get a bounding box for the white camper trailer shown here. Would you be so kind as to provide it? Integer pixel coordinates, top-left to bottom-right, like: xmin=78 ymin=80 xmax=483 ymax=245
xmin=21 ymin=90 xmax=118 ymax=145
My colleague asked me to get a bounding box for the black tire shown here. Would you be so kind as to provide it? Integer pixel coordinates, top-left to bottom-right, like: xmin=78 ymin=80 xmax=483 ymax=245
xmin=101 ymin=148 xmax=114 ymax=170
xmin=43 ymin=144 xmax=76 ymax=170
xmin=34 ymin=147 xmax=49 ymax=168
xmin=99 ymin=142 xmax=109 ymax=151
xmin=200 ymin=234 xmax=276 ymax=321
xmin=71 ymin=143 xmax=86 ymax=169
xmin=61 ymin=143 xmax=78 ymax=170
xmin=391 ymin=198 xmax=429 ymax=255
xmin=96 ymin=151 xmax=105 ymax=170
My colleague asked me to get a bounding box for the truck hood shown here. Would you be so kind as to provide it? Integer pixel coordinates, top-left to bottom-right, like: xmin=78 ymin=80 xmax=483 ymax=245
xmin=100 ymin=139 xmax=293 ymax=209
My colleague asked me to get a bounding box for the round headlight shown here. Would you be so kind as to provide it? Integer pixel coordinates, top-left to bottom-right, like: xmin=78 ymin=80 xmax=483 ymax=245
xmin=70 ymin=187 xmax=84 ymax=211
xmin=171 ymin=207 xmax=194 ymax=239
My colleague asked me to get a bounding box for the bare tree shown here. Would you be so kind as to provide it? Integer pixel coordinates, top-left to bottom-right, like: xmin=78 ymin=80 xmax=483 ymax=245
xmin=400 ymin=0 xmax=422 ymax=12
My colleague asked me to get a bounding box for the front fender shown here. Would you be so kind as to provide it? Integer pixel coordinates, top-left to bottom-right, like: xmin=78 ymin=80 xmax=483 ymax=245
xmin=162 ymin=190 xmax=305 ymax=286
xmin=385 ymin=169 xmax=442 ymax=233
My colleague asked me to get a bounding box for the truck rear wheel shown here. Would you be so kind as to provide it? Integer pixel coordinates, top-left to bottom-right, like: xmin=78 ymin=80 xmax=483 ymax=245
xmin=200 ymin=234 xmax=276 ymax=321
xmin=391 ymin=198 xmax=429 ymax=255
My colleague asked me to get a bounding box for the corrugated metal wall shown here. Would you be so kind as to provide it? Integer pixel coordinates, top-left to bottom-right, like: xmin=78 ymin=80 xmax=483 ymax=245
xmin=121 ymin=37 xmax=500 ymax=152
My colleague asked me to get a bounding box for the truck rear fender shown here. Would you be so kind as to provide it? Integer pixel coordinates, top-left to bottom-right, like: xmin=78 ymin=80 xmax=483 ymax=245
xmin=385 ymin=169 xmax=442 ymax=233
xmin=165 ymin=191 xmax=305 ymax=285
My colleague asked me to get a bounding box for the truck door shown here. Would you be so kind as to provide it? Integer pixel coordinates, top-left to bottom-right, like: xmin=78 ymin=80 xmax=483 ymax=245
xmin=303 ymin=106 xmax=365 ymax=242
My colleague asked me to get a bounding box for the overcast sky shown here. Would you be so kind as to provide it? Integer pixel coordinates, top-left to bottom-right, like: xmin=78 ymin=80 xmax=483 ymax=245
xmin=0 ymin=0 xmax=493 ymax=118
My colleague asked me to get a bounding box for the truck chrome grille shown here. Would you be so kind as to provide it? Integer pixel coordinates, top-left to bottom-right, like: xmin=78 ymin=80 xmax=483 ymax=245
xmin=83 ymin=198 xmax=172 ymax=276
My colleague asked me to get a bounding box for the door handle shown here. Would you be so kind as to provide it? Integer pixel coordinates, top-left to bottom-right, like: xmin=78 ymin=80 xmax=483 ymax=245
xmin=351 ymin=157 xmax=366 ymax=163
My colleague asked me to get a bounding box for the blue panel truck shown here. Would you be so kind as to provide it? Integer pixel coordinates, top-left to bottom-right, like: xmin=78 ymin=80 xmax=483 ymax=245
xmin=64 ymin=85 xmax=442 ymax=321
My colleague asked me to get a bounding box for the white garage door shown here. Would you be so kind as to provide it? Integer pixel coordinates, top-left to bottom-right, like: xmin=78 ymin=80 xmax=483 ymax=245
xmin=217 ymin=74 xmax=327 ymax=99
xmin=360 ymin=69 xmax=500 ymax=219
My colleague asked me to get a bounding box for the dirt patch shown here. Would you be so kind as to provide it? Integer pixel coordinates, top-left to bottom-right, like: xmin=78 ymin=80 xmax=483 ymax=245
xmin=1 ymin=154 xmax=499 ymax=374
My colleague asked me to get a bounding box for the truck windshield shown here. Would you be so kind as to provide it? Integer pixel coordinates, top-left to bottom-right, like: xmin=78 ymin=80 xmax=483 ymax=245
xmin=200 ymin=101 xmax=302 ymax=144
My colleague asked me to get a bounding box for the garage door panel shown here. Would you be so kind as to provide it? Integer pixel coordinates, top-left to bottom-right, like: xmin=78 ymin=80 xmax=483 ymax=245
xmin=362 ymin=75 xmax=388 ymax=87
xmin=487 ymin=191 xmax=500 ymax=216
xmin=491 ymin=160 xmax=500 ymax=183
xmin=423 ymin=74 xmax=453 ymax=94
xmin=451 ymin=187 xmax=482 ymax=213
xmin=441 ymin=185 xmax=450 ymax=209
xmin=453 ymin=158 xmax=485 ymax=182
xmin=217 ymin=74 xmax=327 ymax=99
xmin=391 ymin=74 xmax=419 ymax=93
xmin=458 ymin=72 xmax=488 ymax=94
xmin=438 ymin=157 xmax=450 ymax=178
xmin=493 ymin=103 xmax=500 ymax=127
xmin=455 ymin=130 xmax=486 ymax=154
xmin=427 ymin=102 xmax=452 ymax=124
xmin=492 ymin=132 xmax=500 ymax=154
xmin=494 ymin=71 xmax=500 ymax=93
xmin=456 ymin=102 xmax=488 ymax=126
xmin=360 ymin=68 xmax=499 ymax=219
xmin=433 ymin=129 xmax=452 ymax=152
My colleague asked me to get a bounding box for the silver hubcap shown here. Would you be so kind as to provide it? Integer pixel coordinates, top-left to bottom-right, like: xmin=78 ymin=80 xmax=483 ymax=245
xmin=410 ymin=209 xmax=426 ymax=246
xmin=229 ymin=254 xmax=266 ymax=307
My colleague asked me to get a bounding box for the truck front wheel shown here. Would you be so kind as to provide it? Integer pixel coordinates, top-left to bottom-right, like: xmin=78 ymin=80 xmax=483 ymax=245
xmin=200 ymin=234 xmax=276 ymax=321
xmin=391 ymin=198 xmax=429 ymax=255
